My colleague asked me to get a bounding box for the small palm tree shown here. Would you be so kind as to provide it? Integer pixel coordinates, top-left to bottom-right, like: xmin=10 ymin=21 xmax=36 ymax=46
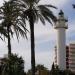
xmin=0 ymin=1 xmax=27 ymax=58
xmin=0 ymin=54 xmax=25 ymax=75
xmin=11 ymin=0 xmax=57 ymax=75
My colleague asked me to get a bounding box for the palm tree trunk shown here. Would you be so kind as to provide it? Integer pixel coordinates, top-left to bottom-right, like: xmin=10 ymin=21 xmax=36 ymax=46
xmin=7 ymin=25 xmax=12 ymax=75
xmin=29 ymin=15 xmax=35 ymax=75
xmin=7 ymin=26 xmax=11 ymax=58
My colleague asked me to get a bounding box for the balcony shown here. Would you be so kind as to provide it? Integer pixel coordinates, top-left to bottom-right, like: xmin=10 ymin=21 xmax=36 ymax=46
xmin=54 ymin=23 xmax=68 ymax=29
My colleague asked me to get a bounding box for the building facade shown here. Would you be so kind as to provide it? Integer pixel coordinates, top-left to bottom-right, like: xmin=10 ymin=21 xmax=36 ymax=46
xmin=69 ymin=44 xmax=75 ymax=72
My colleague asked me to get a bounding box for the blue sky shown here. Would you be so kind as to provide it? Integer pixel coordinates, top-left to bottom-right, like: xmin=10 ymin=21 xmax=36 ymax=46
xmin=0 ymin=0 xmax=75 ymax=72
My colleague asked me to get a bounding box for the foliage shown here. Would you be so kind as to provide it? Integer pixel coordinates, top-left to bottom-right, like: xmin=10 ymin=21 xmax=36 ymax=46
xmin=50 ymin=63 xmax=59 ymax=75
xmin=0 ymin=54 xmax=25 ymax=75
xmin=35 ymin=64 xmax=48 ymax=71
xmin=0 ymin=0 xmax=28 ymax=57
xmin=12 ymin=0 xmax=57 ymax=25
xmin=0 ymin=0 xmax=27 ymax=40
xmin=0 ymin=26 xmax=8 ymax=40
xmin=50 ymin=64 xmax=75 ymax=75
xmin=11 ymin=0 xmax=57 ymax=75
xmin=27 ymin=64 xmax=49 ymax=75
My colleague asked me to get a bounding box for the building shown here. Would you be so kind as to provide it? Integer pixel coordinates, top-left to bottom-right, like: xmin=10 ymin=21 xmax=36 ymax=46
xmin=54 ymin=10 xmax=68 ymax=70
xmin=54 ymin=43 xmax=75 ymax=72
xmin=69 ymin=44 xmax=75 ymax=72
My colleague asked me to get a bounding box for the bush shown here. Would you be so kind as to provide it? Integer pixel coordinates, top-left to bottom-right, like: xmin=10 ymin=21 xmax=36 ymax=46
xmin=0 ymin=54 xmax=25 ymax=75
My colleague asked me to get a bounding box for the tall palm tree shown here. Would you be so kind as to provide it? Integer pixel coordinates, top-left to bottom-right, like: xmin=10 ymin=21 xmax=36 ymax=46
xmin=0 ymin=1 xmax=27 ymax=57
xmin=11 ymin=0 xmax=57 ymax=75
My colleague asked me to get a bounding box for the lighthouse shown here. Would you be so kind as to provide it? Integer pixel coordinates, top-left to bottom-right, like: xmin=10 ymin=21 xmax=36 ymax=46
xmin=54 ymin=10 xmax=68 ymax=70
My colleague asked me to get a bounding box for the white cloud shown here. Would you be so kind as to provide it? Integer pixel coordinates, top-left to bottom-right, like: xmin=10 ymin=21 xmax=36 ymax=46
xmin=50 ymin=0 xmax=69 ymax=7
xmin=0 ymin=0 xmax=4 ymax=6
xmin=0 ymin=0 xmax=9 ymax=6
xmin=35 ymin=51 xmax=55 ymax=70
xmin=39 ymin=0 xmax=69 ymax=8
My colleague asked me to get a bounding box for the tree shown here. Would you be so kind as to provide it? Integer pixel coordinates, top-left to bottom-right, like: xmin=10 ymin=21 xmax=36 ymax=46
xmin=50 ymin=63 xmax=60 ymax=75
xmin=0 ymin=54 xmax=25 ymax=75
xmin=11 ymin=0 xmax=57 ymax=75
xmin=0 ymin=1 xmax=27 ymax=57
xmin=35 ymin=64 xmax=49 ymax=75
xmin=50 ymin=64 xmax=75 ymax=75
xmin=51 ymin=63 xmax=55 ymax=71
xmin=35 ymin=64 xmax=48 ymax=71
xmin=27 ymin=64 xmax=49 ymax=75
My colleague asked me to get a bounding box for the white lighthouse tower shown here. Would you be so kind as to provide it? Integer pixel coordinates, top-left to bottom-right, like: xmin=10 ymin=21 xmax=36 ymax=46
xmin=54 ymin=10 xmax=68 ymax=70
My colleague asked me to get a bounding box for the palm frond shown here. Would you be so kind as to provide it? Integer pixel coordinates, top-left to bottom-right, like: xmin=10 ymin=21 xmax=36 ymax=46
xmin=14 ymin=25 xmax=27 ymax=40
xmin=0 ymin=26 xmax=8 ymax=41
xmin=38 ymin=5 xmax=57 ymax=23
xmin=0 ymin=0 xmax=28 ymax=41
xmin=40 ymin=4 xmax=57 ymax=9
xmin=38 ymin=14 xmax=45 ymax=25
xmin=73 ymin=4 xmax=75 ymax=8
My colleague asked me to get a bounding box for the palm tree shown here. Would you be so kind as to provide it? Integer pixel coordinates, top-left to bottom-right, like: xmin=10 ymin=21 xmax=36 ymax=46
xmin=0 ymin=54 xmax=25 ymax=75
xmin=0 ymin=1 xmax=27 ymax=57
xmin=11 ymin=0 xmax=57 ymax=75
